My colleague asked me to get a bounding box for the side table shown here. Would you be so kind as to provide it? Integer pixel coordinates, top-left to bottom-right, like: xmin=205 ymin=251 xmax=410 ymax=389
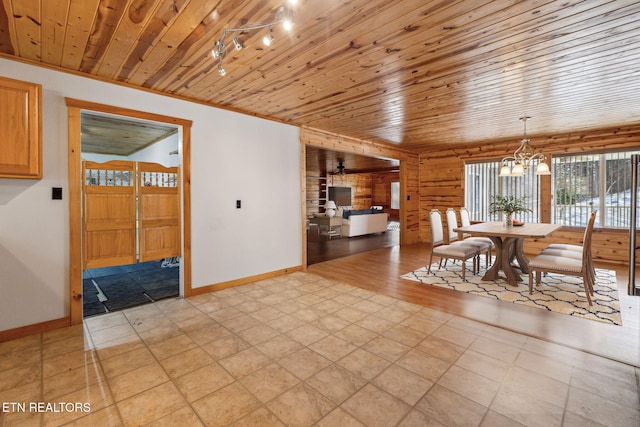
xmin=309 ymin=216 xmax=342 ymax=239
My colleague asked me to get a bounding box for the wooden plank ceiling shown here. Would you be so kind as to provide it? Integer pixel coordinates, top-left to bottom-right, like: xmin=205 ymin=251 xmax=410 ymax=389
xmin=1 ymin=0 xmax=638 ymax=153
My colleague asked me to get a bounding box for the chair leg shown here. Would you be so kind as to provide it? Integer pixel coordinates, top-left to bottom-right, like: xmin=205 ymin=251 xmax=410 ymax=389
xmin=529 ymin=270 xmax=534 ymax=294
xmin=582 ymin=272 xmax=593 ymax=306
xmin=428 ymin=252 xmax=434 ymax=274
xmin=462 ymin=260 xmax=466 ymax=281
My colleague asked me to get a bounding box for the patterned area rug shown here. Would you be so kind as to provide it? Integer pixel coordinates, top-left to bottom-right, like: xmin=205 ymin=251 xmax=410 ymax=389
xmin=401 ymin=257 xmax=622 ymax=326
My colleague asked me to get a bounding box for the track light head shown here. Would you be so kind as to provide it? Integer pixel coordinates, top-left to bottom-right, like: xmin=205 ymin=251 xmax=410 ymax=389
xmin=263 ymin=27 xmax=274 ymax=46
xmin=211 ymin=40 xmax=225 ymax=59
xmin=232 ymin=35 xmax=243 ymax=51
xmin=218 ymin=62 xmax=226 ymax=76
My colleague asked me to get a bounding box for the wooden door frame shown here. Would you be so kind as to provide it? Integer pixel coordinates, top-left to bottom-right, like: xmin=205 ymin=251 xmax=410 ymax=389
xmin=66 ymin=98 xmax=193 ymax=325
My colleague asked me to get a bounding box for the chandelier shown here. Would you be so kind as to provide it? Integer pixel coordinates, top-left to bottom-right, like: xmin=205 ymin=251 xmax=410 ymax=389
xmin=499 ymin=116 xmax=551 ymax=177
xmin=210 ymin=2 xmax=296 ymax=76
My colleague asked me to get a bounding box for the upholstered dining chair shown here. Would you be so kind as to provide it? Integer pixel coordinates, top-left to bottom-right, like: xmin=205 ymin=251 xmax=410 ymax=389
xmin=537 ymin=210 xmax=598 ymax=294
xmin=459 ymin=207 xmax=494 ymax=265
xmin=445 ymin=208 xmax=492 ymax=267
xmin=527 ymin=210 xmax=598 ymax=305
xmin=428 ymin=209 xmax=478 ymax=280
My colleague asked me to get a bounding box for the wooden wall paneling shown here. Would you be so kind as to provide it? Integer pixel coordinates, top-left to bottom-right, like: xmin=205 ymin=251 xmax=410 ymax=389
xmin=401 ymin=155 xmax=420 ymax=245
xmin=419 ymin=126 xmax=640 ymax=264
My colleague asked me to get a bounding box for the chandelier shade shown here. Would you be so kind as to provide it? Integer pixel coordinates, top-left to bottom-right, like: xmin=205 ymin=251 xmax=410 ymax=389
xmin=499 ymin=117 xmax=551 ymax=177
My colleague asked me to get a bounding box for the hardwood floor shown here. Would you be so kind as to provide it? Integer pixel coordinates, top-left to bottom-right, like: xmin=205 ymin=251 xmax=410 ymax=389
xmin=306 ymin=228 xmax=399 ymax=265
xmin=307 ymin=242 xmax=640 ymax=367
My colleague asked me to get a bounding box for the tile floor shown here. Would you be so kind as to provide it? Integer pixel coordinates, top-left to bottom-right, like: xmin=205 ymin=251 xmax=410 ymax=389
xmin=1 ymin=272 xmax=639 ymax=426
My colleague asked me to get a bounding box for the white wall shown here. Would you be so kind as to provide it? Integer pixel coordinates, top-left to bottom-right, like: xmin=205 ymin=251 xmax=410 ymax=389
xmin=0 ymin=58 xmax=302 ymax=332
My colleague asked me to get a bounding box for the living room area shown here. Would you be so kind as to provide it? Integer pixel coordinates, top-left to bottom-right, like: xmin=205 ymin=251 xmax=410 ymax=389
xmin=306 ymin=146 xmax=401 ymax=265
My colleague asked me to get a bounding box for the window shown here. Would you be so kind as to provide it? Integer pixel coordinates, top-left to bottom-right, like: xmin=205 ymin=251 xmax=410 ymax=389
xmin=464 ymin=150 xmax=640 ymax=229
xmin=552 ymin=151 xmax=640 ymax=228
xmin=390 ymin=181 xmax=400 ymax=209
xmin=464 ymin=161 xmax=541 ymax=223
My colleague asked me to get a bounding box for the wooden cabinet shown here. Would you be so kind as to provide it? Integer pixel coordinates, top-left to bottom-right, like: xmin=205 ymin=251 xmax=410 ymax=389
xmin=0 ymin=77 xmax=42 ymax=179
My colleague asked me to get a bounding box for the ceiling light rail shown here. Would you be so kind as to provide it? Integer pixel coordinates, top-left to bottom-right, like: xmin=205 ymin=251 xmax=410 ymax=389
xmin=211 ymin=2 xmax=296 ymax=76
xmin=499 ymin=116 xmax=551 ymax=177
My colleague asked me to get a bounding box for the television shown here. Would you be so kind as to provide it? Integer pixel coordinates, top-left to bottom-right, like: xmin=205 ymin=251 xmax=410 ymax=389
xmin=328 ymin=186 xmax=351 ymax=207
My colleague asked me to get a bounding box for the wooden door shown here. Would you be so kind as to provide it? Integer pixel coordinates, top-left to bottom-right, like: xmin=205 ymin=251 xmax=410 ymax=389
xmin=83 ymin=160 xmax=137 ymax=269
xmin=138 ymin=162 xmax=180 ymax=262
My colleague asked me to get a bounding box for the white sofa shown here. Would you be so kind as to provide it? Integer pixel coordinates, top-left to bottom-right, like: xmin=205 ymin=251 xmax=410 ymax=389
xmin=341 ymin=211 xmax=389 ymax=237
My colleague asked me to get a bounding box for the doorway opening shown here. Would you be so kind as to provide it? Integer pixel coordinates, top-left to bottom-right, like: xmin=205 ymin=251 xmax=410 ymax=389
xmin=66 ymin=99 xmax=193 ymax=325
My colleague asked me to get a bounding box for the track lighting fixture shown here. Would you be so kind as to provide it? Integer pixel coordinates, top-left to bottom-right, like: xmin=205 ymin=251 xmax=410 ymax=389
xmin=210 ymin=3 xmax=296 ymax=76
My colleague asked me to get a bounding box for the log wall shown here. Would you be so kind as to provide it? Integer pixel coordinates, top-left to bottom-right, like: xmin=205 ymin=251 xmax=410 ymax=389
xmin=420 ymin=124 xmax=640 ymax=265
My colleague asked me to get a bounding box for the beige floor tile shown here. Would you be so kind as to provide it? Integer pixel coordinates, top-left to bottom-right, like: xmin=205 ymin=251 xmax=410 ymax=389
xmin=469 ymin=335 xmax=521 ymax=364
xmin=279 ymin=348 xmax=332 ymax=380
xmin=341 ymin=383 xmax=411 ymax=427
xmin=254 ymin=334 xmax=303 ymax=360
xmin=309 ymin=335 xmax=357 ymax=361
xmin=396 ymin=349 xmax=450 ymax=382
xmin=416 ymin=384 xmax=488 ymax=427
xmin=43 ymin=361 xmax=106 ymax=400
xmin=565 ymin=385 xmax=640 ymax=426
xmin=42 ymin=323 xmax=86 ymax=344
xmin=100 ymin=346 xmax=157 ymax=378
xmin=480 ymin=410 xmax=527 ymax=427
xmin=200 ymin=331 xmax=251 ymax=360
xmin=480 ymin=324 xmax=528 ymax=348
xmin=267 ymin=382 xmax=335 ymax=426
xmin=192 ymin=382 xmax=261 ymax=427
xmin=249 ymin=307 xmax=285 ymax=322
xmin=350 ymin=299 xmax=385 ymax=314
xmin=219 ymin=347 xmax=272 ymax=378
xmin=236 ymin=324 xmax=280 ymax=346
xmin=92 ymin=333 xmax=144 ymax=361
xmin=333 ymin=307 xmax=369 ymax=323
xmin=382 ymin=324 xmax=428 ymax=347
xmin=437 ymin=365 xmax=500 ymax=407
xmin=334 ymin=324 xmax=378 ymax=346
xmin=502 ymin=366 xmax=569 ymax=408
xmin=117 ymin=382 xmax=187 ymax=426
xmin=42 ymin=381 xmax=115 ymax=426
xmin=373 ymin=364 xmax=433 ymax=406
xmin=431 ymin=324 xmax=479 ymax=348
xmin=570 ymin=365 xmax=640 ymax=409
xmin=332 ymin=293 xmax=361 ymax=307
xmin=286 ymin=324 xmax=329 ymax=346
xmin=229 ymin=406 xmax=284 ymax=427
xmin=136 ymin=321 xmax=184 ymax=346
xmin=490 ymin=384 xmax=564 ymax=427
xmin=89 ymin=323 xmax=137 ymax=346
xmin=239 ymin=363 xmax=300 ymax=403
xmin=185 ymin=322 xmax=229 ymax=345
xmin=220 ymin=314 xmax=263 ymax=333
xmin=0 ymin=334 xmax=40 ymax=357
xmin=513 ymin=349 xmax=573 ymax=384
xmin=62 ymin=404 xmax=123 ymax=427
xmin=375 ymin=306 xmax=414 ymax=324
xmin=445 ymin=315 xmax=489 ymax=335
xmin=83 ymin=312 xmax=128 ymax=333
xmin=0 ymin=346 xmax=40 ymax=371
xmin=310 ymin=314 xmax=350 ymax=334
xmin=109 ymin=362 xmax=169 ymax=402
xmin=1 ymin=361 xmax=41 ymax=393
xmin=160 ymin=346 xmax=213 ymax=379
xmin=148 ymin=333 xmax=197 ymax=360
xmin=0 ymin=381 xmax=42 ymax=425
xmin=356 ymin=314 xmax=395 ymax=334
xmin=415 ymin=335 xmax=465 ymax=363
xmin=455 ymin=349 xmax=511 ymax=382
xmin=398 ymin=409 xmax=446 ymax=426
xmin=174 ymin=362 xmax=235 ymax=402
xmin=316 ymin=407 xmax=366 ymax=427
xmin=362 ymin=336 xmax=411 ymax=362
xmin=208 ymin=306 xmax=244 ymax=322
xmin=292 ymin=307 xmax=323 ymax=322
xmin=311 ymin=299 xmax=345 ymax=314
xmin=337 ymin=348 xmax=391 ymax=381
xmin=306 ymin=364 xmax=367 ymax=405
xmin=43 ymin=348 xmax=99 ymax=378
xmin=266 ymin=314 xmax=307 ymax=333
xmin=400 ymin=314 xmax=441 ymax=335
xmin=147 ymin=405 xmax=204 ymax=426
